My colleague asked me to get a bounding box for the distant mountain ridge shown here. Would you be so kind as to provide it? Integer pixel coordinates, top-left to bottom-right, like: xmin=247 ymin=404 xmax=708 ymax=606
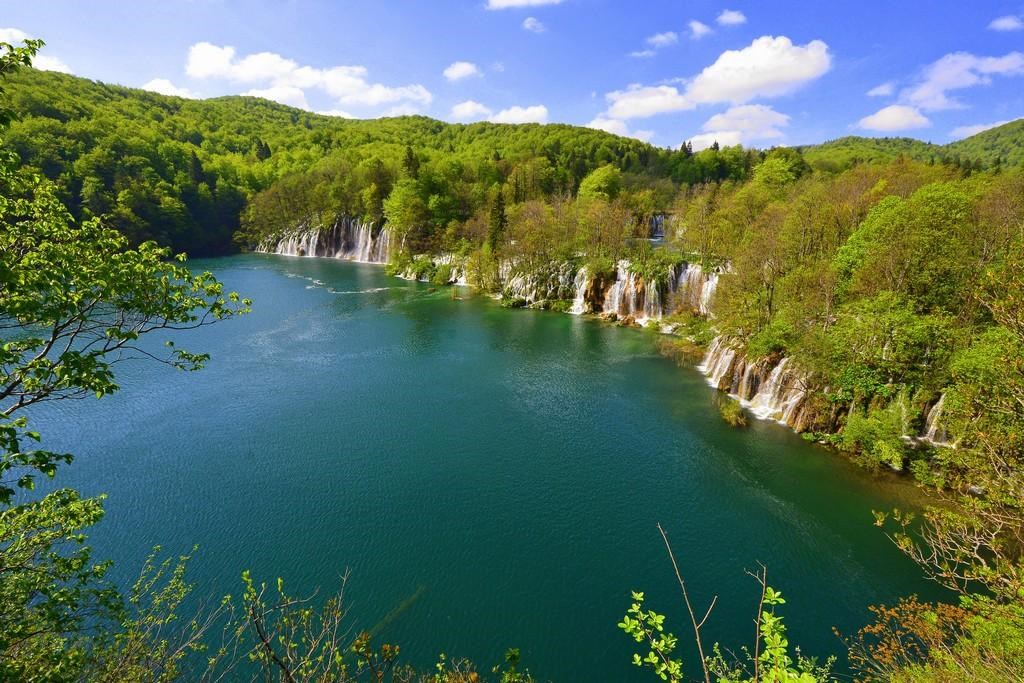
xmin=799 ymin=118 xmax=1024 ymax=170
xmin=2 ymin=68 xmax=1022 ymax=255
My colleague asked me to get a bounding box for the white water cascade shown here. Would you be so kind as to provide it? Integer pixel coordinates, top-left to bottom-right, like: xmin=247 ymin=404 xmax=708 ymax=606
xmin=674 ymin=263 xmax=718 ymax=316
xmin=649 ymin=214 xmax=667 ymax=240
xmin=398 ymin=253 xmax=471 ymax=285
xmin=502 ymin=261 xmax=580 ymax=306
xmin=569 ymin=268 xmax=590 ymax=315
xmin=258 ymin=217 xmax=393 ymax=264
xmin=698 ymin=336 xmax=811 ymax=431
xmin=599 ymin=261 xmax=720 ymax=325
xmin=920 ymin=394 xmax=953 ymax=447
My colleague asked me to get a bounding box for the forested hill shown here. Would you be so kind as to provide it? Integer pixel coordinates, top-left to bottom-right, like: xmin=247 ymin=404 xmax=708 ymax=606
xmin=947 ymin=117 xmax=1024 ymax=167
xmin=799 ymin=117 xmax=1024 ymax=172
xmin=5 ymin=67 xmax=1023 ymax=255
xmin=2 ymin=68 xmax=685 ymax=255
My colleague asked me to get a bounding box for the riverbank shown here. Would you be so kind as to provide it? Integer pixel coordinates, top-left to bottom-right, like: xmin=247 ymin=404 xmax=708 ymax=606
xmin=255 ymin=224 xmax=952 ymax=465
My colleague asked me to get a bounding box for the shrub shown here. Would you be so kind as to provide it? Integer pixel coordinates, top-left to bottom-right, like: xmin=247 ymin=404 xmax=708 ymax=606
xmin=718 ymin=396 xmax=748 ymax=427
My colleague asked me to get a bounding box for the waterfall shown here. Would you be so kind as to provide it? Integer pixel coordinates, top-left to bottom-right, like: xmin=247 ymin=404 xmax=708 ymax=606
xmin=701 ymin=271 xmax=719 ymax=315
xmin=744 ymin=358 xmax=807 ymax=424
xmin=602 ymin=261 xmax=665 ymax=324
xmin=257 ymin=217 xmax=393 ymax=264
xmin=569 ymin=268 xmax=590 ymax=315
xmin=670 ymin=263 xmax=718 ymax=316
xmin=598 ymin=260 xmax=721 ymax=325
xmin=649 ymin=214 xmax=666 ymax=240
xmin=697 ymin=337 xmax=740 ymax=389
xmin=268 ymin=225 xmax=321 ymax=257
xmin=920 ymin=394 xmax=953 ymax=447
xmin=501 ymin=261 xmax=580 ymax=306
xmin=698 ymin=336 xmax=810 ymax=431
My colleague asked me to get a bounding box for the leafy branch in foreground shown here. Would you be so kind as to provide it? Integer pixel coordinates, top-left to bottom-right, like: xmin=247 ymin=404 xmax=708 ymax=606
xmin=619 ymin=525 xmax=833 ymax=683
xmin=0 ymin=38 xmax=249 ymax=679
xmin=0 ymin=151 xmax=251 ymax=503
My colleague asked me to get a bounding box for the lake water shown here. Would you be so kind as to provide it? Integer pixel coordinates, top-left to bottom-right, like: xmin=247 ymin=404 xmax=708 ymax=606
xmin=32 ymin=254 xmax=940 ymax=680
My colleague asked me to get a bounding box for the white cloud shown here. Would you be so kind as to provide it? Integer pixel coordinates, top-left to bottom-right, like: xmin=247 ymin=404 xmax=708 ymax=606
xmin=586 ymin=117 xmax=654 ymax=141
xmin=989 ymin=15 xmax=1024 ymax=31
xmin=687 ymin=104 xmax=789 ymax=149
xmin=522 ymin=17 xmax=545 ymax=32
xmin=689 ymin=21 xmax=713 ymax=39
xmin=867 ymin=81 xmax=895 ymax=97
xmin=702 ymin=104 xmax=789 ymax=139
xmin=443 ymin=61 xmax=481 ymax=81
xmin=1 ymin=27 xmax=72 ymax=73
xmin=605 ymin=84 xmax=693 ymax=119
xmin=647 ymin=31 xmax=678 ymax=47
xmin=687 ymin=131 xmax=743 ymax=150
xmin=686 ymin=36 xmax=831 ymax=104
xmin=381 ymin=104 xmax=421 ymax=117
xmin=0 ymin=27 xmax=30 ymax=43
xmin=486 ymin=0 xmax=562 ymax=8
xmin=142 ymin=78 xmax=196 ymax=98
xmin=34 ymin=55 xmax=72 ymax=74
xmin=716 ymin=10 xmax=746 ymax=26
xmin=604 ymin=35 xmax=830 ymax=120
xmin=629 ymin=50 xmax=656 ymax=59
xmin=317 ymin=109 xmax=354 ymax=118
xmin=451 ymin=100 xmax=493 ymax=121
xmin=186 ymin=42 xmax=240 ymax=79
xmin=490 ymin=104 xmax=548 ymax=124
xmin=586 ymin=117 xmax=629 ymax=135
xmin=234 ymin=51 xmax=299 ymax=83
xmin=902 ymin=51 xmax=1024 ymax=111
xmin=340 ymin=82 xmax=431 ymax=106
xmin=950 ymin=119 xmax=1012 ymax=139
xmin=244 ymin=85 xmax=309 ymax=109
xmin=184 ymin=41 xmax=432 ymax=112
xmin=857 ymin=104 xmax=930 ymax=131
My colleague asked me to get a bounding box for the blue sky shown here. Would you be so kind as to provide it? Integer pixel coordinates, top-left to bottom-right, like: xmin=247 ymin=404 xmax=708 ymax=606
xmin=2 ymin=0 xmax=1023 ymax=149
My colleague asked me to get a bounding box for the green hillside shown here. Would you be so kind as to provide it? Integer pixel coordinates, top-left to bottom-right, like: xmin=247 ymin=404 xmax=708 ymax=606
xmin=5 ymin=68 xmax=1023 ymax=256
xmin=3 ymin=69 xmax=678 ymax=254
xmin=800 ymin=117 xmax=1024 ymax=172
xmin=798 ymin=135 xmax=940 ymax=170
xmin=947 ymin=118 xmax=1024 ymax=167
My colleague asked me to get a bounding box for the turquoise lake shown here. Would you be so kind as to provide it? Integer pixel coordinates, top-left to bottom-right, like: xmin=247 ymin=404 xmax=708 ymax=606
xmin=32 ymin=254 xmax=941 ymax=680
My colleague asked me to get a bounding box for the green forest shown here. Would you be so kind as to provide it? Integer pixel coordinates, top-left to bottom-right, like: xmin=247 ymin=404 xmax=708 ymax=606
xmin=3 ymin=38 xmax=1024 ymax=682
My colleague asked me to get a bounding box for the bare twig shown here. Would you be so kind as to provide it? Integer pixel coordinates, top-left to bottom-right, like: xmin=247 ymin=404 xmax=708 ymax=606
xmin=745 ymin=563 xmax=768 ymax=682
xmin=658 ymin=522 xmax=715 ymax=683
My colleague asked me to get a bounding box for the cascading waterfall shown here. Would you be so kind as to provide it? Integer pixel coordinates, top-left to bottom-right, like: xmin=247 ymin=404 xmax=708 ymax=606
xmin=701 ymin=271 xmax=719 ymax=315
xmin=698 ymin=336 xmax=811 ymax=431
xmin=258 ymin=217 xmax=393 ymax=264
xmin=697 ymin=337 xmax=740 ymax=388
xmin=598 ymin=261 xmax=720 ymax=325
xmin=569 ymin=268 xmax=590 ymax=315
xmin=602 ymin=261 xmax=647 ymax=322
xmin=920 ymin=394 xmax=953 ymax=447
xmin=269 ymin=227 xmax=321 ymax=258
xmin=649 ymin=214 xmax=666 ymax=240
xmin=673 ymin=263 xmax=718 ymax=316
xmin=744 ymin=358 xmax=808 ymax=425
xmin=502 ymin=261 xmax=580 ymax=305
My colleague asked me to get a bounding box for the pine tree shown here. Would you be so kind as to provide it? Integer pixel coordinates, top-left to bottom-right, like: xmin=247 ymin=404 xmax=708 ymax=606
xmin=487 ymin=188 xmax=507 ymax=252
xmin=189 ymin=151 xmax=205 ymax=184
xmin=255 ymin=139 xmax=271 ymax=161
xmin=403 ymin=145 xmax=420 ymax=179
